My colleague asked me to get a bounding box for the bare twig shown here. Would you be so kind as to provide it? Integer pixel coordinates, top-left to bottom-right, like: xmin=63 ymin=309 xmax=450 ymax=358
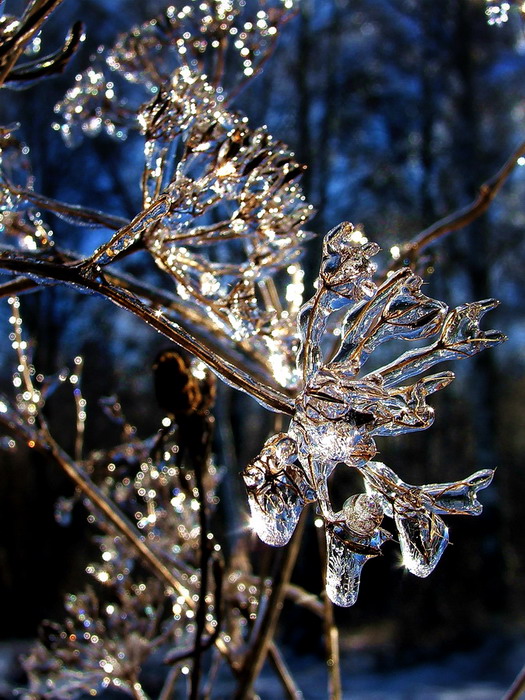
xmin=158 ymin=665 xmax=180 ymax=700
xmin=502 ymin=662 xmax=525 ymax=700
xmin=284 ymin=583 xmax=324 ymax=618
xmin=188 ymin=413 xmax=215 ymax=700
xmin=0 ymin=264 xmax=272 ymax=379
xmin=233 ymin=512 xmax=306 ymax=700
xmin=387 ymin=138 xmax=525 ymax=273
xmin=268 ymin=641 xmax=304 ymax=700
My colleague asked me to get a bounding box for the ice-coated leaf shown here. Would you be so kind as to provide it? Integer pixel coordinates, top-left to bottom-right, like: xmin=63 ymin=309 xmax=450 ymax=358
xmin=297 ymin=227 xmax=379 ymax=381
xmin=245 ymin=480 xmax=304 ymax=547
xmin=360 ymin=461 xmax=493 ymax=576
xmin=290 ymin=374 xmax=378 ymax=468
xmin=319 ymin=223 xmax=379 ymax=300
xmin=325 ymin=521 xmax=390 ymax=607
xmin=422 ymin=468 xmax=494 ymax=515
xmin=243 ymin=433 xmax=311 ymax=546
xmin=368 ymin=371 xmax=455 ymax=436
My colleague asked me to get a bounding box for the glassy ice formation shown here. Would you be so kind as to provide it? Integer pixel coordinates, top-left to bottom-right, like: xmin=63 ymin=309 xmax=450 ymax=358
xmin=243 ymin=223 xmax=504 ymax=606
xmin=0 ymin=5 xmax=509 ymax=697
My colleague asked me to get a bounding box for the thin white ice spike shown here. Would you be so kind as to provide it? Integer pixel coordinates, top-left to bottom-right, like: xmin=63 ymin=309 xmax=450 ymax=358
xmin=395 ymin=509 xmax=449 ymax=577
xmin=325 ymin=522 xmax=390 ymax=607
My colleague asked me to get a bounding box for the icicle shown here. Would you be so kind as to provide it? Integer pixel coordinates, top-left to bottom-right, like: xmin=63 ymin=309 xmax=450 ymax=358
xmin=325 ymin=519 xmax=391 ymax=607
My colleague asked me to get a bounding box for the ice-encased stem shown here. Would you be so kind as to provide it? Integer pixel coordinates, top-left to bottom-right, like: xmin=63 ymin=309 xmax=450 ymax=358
xmin=0 ymin=249 xmax=296 ymax=414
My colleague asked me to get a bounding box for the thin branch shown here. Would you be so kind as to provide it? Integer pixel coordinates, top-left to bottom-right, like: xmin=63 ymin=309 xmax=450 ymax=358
xmin=4 ymin=185 xmax=129 ymax=229
xmin=268 ymin=642 xmax=304 ymax=700
xmin=0 ymin=263 xmax=273 ymax=379
xmin=0 ymin=250 xmax=296 ymax=414
xmin=284 ymin=583 xmax=324 ymax=618
xmin=233 ymin=512 xmax=306 ymax=700
xmin=189 ymin=414 xmax=214 ymax=700
xmin=388 ymin=138 xmax=525 ymax=272
xmin=502 ymin=662 xmax=525 ymax=700
xmin=163 ymin=559 xmax=224 ymax=666
xmin=158 ymin=665 xmax=180 ymax=700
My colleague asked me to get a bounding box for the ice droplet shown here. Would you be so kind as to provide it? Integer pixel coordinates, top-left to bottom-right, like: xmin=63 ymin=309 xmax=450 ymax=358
xmin=243 ymin=433 xmax=307 ymax=546
xmin=395 ymin=509 xmax=448 ymax=578
xmin=325 ymin=522 xmax=390 ymax=607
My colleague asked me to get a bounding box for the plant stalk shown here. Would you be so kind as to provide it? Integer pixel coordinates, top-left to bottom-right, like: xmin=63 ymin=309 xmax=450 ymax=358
xmin=233 ymin=513 xmax=306 ymax=700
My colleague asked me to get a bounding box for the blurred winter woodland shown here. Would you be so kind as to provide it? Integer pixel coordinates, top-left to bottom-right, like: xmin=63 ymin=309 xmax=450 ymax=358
xmin=1 ymin=0 xmax=525 ymax=698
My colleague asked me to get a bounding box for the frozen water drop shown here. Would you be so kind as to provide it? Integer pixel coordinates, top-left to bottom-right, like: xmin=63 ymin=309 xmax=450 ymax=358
xmin=395 ymin=509 xmax=448 ymax=578
xmin=325 ymin=522 xmax=389 ymax=607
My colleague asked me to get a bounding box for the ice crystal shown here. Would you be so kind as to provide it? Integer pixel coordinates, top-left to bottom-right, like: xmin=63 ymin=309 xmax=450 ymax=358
xmin=243 ymin=222 xmax=505 ymax=606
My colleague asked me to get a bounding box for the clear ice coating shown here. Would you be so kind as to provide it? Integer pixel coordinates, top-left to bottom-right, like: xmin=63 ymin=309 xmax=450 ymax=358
xmin=243 ymin=433 xmax=314 ymax=546
xmin=244 ymin=227 xmax=505 ymax=606
xmin=0 ymin=0 xmax=506 ymax=612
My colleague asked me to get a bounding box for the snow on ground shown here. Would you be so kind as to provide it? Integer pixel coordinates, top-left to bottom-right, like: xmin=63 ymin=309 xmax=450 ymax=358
xmin=1 ymin=635 xmax=523 ymax=699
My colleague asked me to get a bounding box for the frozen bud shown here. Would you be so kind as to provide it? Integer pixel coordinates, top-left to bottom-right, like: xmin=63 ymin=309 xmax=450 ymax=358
xmin=342 ymin=493 xmax=384 ymax=535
